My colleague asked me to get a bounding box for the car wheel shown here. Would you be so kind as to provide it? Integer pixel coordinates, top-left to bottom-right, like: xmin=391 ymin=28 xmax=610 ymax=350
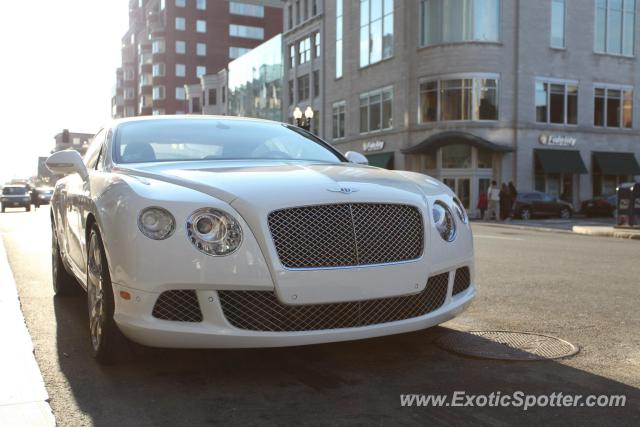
xmin=520 ymin=208 xmax=532 ymax=220
xmin=87 ymin=225 xmax=129 ymax=364
xmin=52 ymin=223 xmax=78 ymax=296
xmin=560 ymin=208 xmax=572 ymax=219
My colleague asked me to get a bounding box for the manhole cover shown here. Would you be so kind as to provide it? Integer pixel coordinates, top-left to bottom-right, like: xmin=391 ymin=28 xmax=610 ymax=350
xmin=436 ymin=331 xmax=579 ymax=360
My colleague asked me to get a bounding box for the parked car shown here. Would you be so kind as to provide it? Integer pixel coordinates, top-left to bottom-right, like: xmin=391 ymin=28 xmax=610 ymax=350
xmin=514 ymin=191 xmax=573 ymax=220
xmin=581 ymin=194 xmax=616 ymax=217
xmin=1 ymin=185 xmax=32 ymax=212
xmin=35 ymin=187 xmax=54 ymax=205
xmin=46 ymin=116 xmax=475 ymax=364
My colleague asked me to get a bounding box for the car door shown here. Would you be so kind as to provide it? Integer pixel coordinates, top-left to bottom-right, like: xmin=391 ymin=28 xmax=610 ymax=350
xmin=527 ymin=192 xmax=544 ymax=215
xmin=65 ymin=130 xmax=105 ymax=272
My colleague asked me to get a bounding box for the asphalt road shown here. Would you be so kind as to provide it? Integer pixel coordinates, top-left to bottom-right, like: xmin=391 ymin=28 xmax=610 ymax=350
xmin=1 ymin=207 xmax=639 ymax=426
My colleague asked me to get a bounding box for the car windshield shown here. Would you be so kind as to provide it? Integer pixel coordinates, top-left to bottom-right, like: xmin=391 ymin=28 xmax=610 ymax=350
xmin=114 ymin=119 xmax=345 ymax=164
xmin=2 ymin=187 xmax=28 ymax=195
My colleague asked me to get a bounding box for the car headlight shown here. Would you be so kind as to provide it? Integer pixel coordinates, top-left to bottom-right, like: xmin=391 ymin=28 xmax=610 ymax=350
xmin=452 ymin=197 xmax=468 ymax=224
xmin=186 ymin=208 xmax=242 ymax=256
xmin=432 ymin=201 xmax=457 ymax=242
xmin=138 ymin=207 xmax=176 ymax=240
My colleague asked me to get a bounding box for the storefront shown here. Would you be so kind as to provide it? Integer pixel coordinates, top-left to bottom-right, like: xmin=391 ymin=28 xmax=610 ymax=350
xmin=363 ymin=140 xmax=394 ymax=169
xmin=591 ymin=152 xmax=640 ymax=196
xmin=403 ymin=131 xmax=513 ymax=217
xmin=533 ymin=148 xmax=588 ymax=203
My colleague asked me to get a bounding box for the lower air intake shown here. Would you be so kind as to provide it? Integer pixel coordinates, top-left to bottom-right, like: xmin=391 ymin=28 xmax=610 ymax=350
xmin=152 ymin=290 xmax=203 ymax=322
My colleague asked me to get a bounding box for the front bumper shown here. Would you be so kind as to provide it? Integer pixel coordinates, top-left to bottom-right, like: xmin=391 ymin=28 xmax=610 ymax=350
xmin=112 ymin=273 xmax=475 ymax=349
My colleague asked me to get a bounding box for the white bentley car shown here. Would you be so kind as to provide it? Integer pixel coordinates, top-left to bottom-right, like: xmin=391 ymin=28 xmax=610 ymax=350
xmin=47 ymin=116 xmax=475 ymax=363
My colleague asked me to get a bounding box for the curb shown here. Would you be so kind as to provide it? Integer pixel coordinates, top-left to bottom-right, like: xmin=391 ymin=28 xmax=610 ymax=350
xmin=471 ymin=221 xmax=576 ymax=235
xmin=572 ymin=226 xmax=640 ymax=240
xmin=0 ymin=239 xmax=55 ymax=426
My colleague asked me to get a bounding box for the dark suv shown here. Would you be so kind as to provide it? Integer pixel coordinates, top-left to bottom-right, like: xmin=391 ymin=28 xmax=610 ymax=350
xmin=514 ymin=192 xmax=573 ymax=220
xmin=1 ymin=185 xmax=32 ymax=212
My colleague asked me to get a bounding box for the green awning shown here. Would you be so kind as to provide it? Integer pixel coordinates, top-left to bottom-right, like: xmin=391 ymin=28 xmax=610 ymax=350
xmin=366 ymin=152 xmax=394 ymax=169
xmin=592 ymin=152 xmax=640 ymax=176
xmin=402 ymin=131 xmax=514 ymax=155
xmin=535 ymin=149 xmax=588 ymax=174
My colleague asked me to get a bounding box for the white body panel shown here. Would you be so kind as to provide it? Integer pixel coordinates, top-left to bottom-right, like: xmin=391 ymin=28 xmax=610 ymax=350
xmin=50 ymin=116 xmax=475 ymax=349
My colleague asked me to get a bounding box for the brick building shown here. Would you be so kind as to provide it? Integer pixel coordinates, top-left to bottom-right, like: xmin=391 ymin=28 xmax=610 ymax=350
xmin=112 ymin=0 xmax=283 ymax=117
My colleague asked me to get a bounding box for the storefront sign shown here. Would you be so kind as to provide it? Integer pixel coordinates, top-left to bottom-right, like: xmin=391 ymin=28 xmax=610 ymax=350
xmin=362 ymin=140 xmax=385 ymax=152
xmin=539 ymin=134 xmax=577 ymax=147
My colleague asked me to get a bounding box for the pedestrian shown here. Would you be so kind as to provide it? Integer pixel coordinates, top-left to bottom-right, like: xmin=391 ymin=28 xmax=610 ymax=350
xmin=508 ymin=181 xmax=518 ymax=218
xmin=500 ymin=183 xmax=511 ymax=220
xmin=485 ymin=180 xmax=500 ymax=221
xmin=477 ymin=190 xmax=488 ymax=220
xmin=30 ymin=188 xmax=40 ymax=210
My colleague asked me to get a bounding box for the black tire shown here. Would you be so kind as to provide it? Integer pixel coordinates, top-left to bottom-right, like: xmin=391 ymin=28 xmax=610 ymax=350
xmin=559 ymin=207 xmax=572 ymax=219
xmin=520 ymin=208 xmax=532 ymax=220
xmin=87 ymin=225 xmax=129 ymax=364
xmin=52 ymin=223 xmax=79 ymax=296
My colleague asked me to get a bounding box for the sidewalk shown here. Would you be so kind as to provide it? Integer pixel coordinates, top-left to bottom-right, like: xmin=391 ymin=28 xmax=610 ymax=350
xmin=473 ymin=218 xmax=640 ymax=240
xmin=0 ymin=240 xmax=54 ymax=427
xmin=572 ymin=225 xmax=640 ymax=240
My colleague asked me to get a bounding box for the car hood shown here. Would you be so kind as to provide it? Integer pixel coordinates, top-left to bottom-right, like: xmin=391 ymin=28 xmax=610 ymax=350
xmin=115 ymin=160 xmax=447 ymax=211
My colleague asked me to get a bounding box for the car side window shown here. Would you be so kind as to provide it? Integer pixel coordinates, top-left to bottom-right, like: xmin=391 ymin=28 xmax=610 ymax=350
xmin=84 ymin=129 xmax=105 ymax=169
xmin=527 ymin=193 xmax=542 ymax=201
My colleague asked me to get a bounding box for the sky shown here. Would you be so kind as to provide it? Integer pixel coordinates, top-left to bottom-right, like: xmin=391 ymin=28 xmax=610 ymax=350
xmin=0 ymin=0 xmax=129 ymax=183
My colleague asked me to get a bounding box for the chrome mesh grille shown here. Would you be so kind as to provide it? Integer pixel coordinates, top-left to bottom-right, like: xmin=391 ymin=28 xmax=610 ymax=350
xmin=218 ymin=272 xmax=449 ymax=332
xmin=452 ymin=267 xmax=471 ymax=295
xmin=268 ymin=203 xmax=424 ymax=268
xmin=152 ymin=290 xmax=203 ymax=322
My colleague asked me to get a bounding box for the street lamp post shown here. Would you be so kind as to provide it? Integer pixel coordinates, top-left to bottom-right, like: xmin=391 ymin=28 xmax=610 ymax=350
xmin=293 ymin=106 xmax=314 ymax=132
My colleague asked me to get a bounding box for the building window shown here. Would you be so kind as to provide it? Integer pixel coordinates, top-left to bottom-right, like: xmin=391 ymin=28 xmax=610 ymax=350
xmin=442 ymin=144 xmax=472 ymax=168
xmin=152 ymin=85 xmax=165 ymax=100
xmin=535 ymin=79 xmax=578 ymax=125
xmin=551 ymin=0 xmax=565 ymax=48
xmin=289 ymin=80 xmax=294 ymax=104
xmin=176 ymin=40 xmax=186 ymax=54
xmin=419 ymin=76 xmax=499 ymax=123
xmin=594 ymin=86 xmax=633 ymax=128
xmin=314 ymin=32 xmax=321 ymax=57
xmin=197 ymin=0 xmax=206 ymax=10
xmin=298 ymin=37 xmax=311 ymax=64
xmin=124 ymin=87 xmax=135 ymax=100
xmin=176 ymin=0 xmax=185 ymax=7
xmin=194 ymin=43 xmax=205 ymax=57
xmin=360 ymin=0 xmax=394 ymax=67
xmin=152 ymin=39 xmax=165 ymax=54
xmin=332 ymin=101 xmax=346 ymax=139
xmin=296 ymin=0 xmax=301 ymax=24
xmin=297 ymin=74 xmax=310 ymax=101
xmin=229 ymin=1 xmax=265 ymax=17
xmin=123 ymin=68 xmax=135 ymax=81
xmin=196 ymin=66 xmax=206 ymax=77
xmin=288 ymin=4 xmax=293 ymax=29
xmin=175 ymin=17 xmax=186 ymax=31
xmin=420 ymin=0 xmax=500 ymax=46
xmin=313 ymin=70 xmax=320 ymax=98
xmin=196 ymin=20 xmax=207 ymax=33
xmin=124 ymin=106 xmax=135 ymax=117
xmin=289 ymin=44 xmax=296 ymax=67
xmin=595 ymin=0 xmax=635 ymax=56
xmin=360 ymin=86 xmax=393 ymax=133
xmin=313 ymin=0 xmax=318 ymax=15
xmin=152 ymin=63 xmax=165 ymax=77
xmin=336 ymin=0 xmax=343 ymax=78
xmin=175 ymin=63 xmax=186 ymax=77
xmin=222 ymin=86 xmax=226 ymax=103
xmin=209 ymin=88 xmax=217 ymax=105
xmin=229 ymin=24 xmax=264 ymax=40
xmin=192 ymin=97 xmax=201 ymax=113
xmin=303 ymin=0 xmax=309 ymax=20
xmin=175 ymin=87 xmax=186 ymax=100
xmin=229 ymin=46 xmax=251 ymax=59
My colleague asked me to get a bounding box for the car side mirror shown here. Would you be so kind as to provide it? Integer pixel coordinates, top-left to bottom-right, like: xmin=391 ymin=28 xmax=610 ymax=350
xmin=345 ymin=151 xmax=369 ymax=165
xmin=46 ymin=150 xmax=88 ymax=180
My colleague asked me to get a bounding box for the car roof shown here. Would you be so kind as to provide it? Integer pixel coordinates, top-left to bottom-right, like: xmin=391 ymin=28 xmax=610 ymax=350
xmin=109 ymin=114 xmax=284 ymax=130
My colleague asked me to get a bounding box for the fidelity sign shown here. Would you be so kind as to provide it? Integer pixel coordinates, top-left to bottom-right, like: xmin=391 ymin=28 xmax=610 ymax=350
xmin=539 ymin=134 xmax=577 ymax=147
xmin=363 ymin=140 xmax=385 ymax=152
